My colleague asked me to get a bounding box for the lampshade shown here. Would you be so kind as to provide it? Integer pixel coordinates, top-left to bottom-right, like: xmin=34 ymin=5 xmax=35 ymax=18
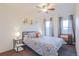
xmin=15 ymin=32 xmax=20 ymax=37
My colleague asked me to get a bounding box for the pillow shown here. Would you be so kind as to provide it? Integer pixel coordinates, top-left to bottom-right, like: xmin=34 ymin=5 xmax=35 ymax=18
xmin=24 ymin=32 xmax=41 ymax=38
xmin=24 ymin=35 xmax=28 ymax=40
xmin=35 ymin=32 xmax=40 ymax=38
xmin=28 ymin=32 xmax=36 ymax=38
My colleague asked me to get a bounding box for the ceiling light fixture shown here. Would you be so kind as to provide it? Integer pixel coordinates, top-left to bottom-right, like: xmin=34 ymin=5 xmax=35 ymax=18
xmin=36 ymin=3 xmax=55 ymax=13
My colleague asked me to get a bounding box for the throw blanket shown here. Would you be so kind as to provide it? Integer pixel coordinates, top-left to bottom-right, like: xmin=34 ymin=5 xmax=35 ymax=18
xmin=23 ymin=36 xmax=66 ymax=56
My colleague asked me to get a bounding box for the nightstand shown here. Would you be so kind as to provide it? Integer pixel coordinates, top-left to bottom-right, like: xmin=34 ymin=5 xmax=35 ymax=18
xmin=13 ymin=39 xmax=24 ymax=53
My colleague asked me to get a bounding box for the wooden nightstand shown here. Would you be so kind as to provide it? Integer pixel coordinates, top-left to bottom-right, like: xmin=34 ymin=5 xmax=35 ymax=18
xmin=13 ymin=39 xmax=24 ymax=53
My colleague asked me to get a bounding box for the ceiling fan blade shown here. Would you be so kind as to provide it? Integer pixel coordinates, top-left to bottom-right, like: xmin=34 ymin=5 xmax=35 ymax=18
xmin=48 ymin=8 xmax=55 ymax=10
xmin=36 ymin=6 xmax=42 ymax=9
xmin=36 ymin=3 xmax=55 ymax=13
xmin=47 ymin=3 xmax=50 ymax=6
xmin=43 ymin=5 xmax=47 ymax=9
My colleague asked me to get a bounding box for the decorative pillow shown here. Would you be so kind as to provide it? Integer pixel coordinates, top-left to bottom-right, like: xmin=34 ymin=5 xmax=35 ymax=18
xmin=35 ymin=32 xmax=40 ymax=38
xmin=25 ymin=32 xmax=41 ymax=38
xmin=24 ymin=35 xmax=28 ymax=40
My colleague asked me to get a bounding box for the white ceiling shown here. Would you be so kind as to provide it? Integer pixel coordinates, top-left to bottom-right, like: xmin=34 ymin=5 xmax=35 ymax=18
xmin=0 ymin=3 xmax=76 ymax=17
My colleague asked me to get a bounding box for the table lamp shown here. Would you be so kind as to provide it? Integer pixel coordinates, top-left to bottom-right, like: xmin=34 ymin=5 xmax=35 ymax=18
xmin=15 ymin=32 xmax=20 ymax=39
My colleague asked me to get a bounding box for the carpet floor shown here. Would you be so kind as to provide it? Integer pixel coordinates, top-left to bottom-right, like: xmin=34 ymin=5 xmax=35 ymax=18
xmin=0 ymin=45 xmax=77 ymax=56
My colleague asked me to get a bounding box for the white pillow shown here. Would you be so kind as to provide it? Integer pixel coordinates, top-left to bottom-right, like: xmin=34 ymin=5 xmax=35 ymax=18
xmin=28 ymin=32 xmax=36 ymax=38
xmin=24 ymin=35 xmax=28 ymax=40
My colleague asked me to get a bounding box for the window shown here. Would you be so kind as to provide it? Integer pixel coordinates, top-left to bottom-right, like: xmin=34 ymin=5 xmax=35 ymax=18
xmin=45 ymin=18 xmax=53 ymax=36
xmin=61 ymin=19 xmax=69 ymax=34
xmin=62 ymin=20 xmax=68 ymax=30
xmin=60 ymin=17 xmax=73 ymax=34
xmin=59 ymin=15 xmax=75 ymax=45
xmin=45 ymin=20 xmax=50 ymax=36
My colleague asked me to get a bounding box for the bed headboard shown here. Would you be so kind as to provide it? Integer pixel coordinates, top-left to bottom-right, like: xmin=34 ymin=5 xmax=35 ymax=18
xmin=22 ymin=31 xmax=37 ymax=40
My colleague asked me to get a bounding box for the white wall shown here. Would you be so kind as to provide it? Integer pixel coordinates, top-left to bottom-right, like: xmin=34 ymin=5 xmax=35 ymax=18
xmin=0 ymin=3 xmax=75 ymax=53
xmin=0 ymin=4 xmax=23 ymax=53
xmin=75 ymin=4 xmax=79 ymax=56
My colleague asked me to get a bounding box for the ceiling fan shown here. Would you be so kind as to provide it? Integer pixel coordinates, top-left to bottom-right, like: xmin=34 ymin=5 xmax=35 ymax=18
xmin=36 ymin=3 xmax=55 ymax=12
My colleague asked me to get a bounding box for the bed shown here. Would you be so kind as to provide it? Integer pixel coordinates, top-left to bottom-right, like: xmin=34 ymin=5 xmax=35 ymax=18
xmin=22 ymin=31 xmax=66 ymax=56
